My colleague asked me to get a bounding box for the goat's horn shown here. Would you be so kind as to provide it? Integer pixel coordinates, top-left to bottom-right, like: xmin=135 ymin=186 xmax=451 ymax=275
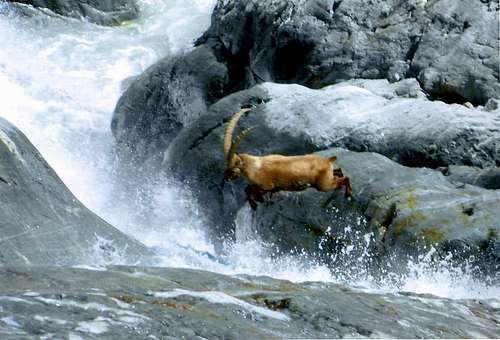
xmin=223 ymin=108 xmax=251 ymax=166
xmin=227 ymin=126 xmax=256 ymax=165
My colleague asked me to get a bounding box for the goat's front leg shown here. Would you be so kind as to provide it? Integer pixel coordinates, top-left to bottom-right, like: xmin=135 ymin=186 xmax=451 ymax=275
xmin=245 ymin=184 xmax=266 ymax=210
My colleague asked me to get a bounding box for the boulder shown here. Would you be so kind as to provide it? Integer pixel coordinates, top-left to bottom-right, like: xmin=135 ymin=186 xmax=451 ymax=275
xmin=0 ymin=117 xmax=154 ymax=266
xmin=195 ymin=0 xmax=499 ymax=104
xmin=6 ymin=0 xmax=140 ymax=26
xmin=164 ymin=81 xmax=499 ymax=268
xmin=411 ymin=0 xmax=500 ymax=104
xmin=111 ymin=46 xmax=228 ymax=161
xmin=114 ymin=0 xmax=499 ymax=162
xmin=441 ymin=165 xmax=500 ymax=190
xmin=246 ymin=148 xmax=500 ymax=273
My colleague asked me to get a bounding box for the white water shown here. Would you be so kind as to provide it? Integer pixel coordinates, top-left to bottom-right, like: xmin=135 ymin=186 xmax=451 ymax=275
xmin=0 ymin=0 xmax=497 ymax=301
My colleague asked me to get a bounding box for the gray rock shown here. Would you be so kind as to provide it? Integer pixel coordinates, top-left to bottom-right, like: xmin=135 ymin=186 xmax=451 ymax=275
xmin=259 ymin=82 xmax=500 ymax=168
xmin=164 ymin=82 xmax=500 ymax=267
xmin=442 ymin=165 xmax=500 ymax=190
xmin=114 ymin=0 xmax=499 ymax=162
xmin=195 ymin=0 xmax=499 ymax=104
xmin=485 ymin=98 xmax=500 ymax=112
xmin=238 ymin=147 xmax=500 ymax=274
xmin=327 ymin=148 xmax=499 ymax=262
xmin=0 ymin=117 xmax=154 ymax=266
xmin=411 ymin=0 xmax=500 ymax=105
xmin=6 ymin=0 xmax=139 ymax=26
xmin=111 ymin=46 xmax=228 ymax=161
xmin=0 ymin=266 xmax=497 ymax=338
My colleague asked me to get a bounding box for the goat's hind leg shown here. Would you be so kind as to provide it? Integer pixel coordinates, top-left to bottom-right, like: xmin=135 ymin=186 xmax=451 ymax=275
xmin=317 ymin=174 xmax=352 ymax=198
xmin=331 ymin=166 xmax=352 ymax=198
xmin=337 ymin=176 xmax=352 ymax=198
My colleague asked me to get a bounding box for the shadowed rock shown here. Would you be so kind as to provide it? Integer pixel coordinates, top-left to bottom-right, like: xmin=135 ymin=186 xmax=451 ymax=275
xmin=6 ymin=0 xmax=139 ymax=26
xmin=0 ymin=117 xmax=154 ymax=266
xmin=111 ymin=46 xmax=228 ymax=161
xmin=441 ymin=165 xmax=500 ymax=190
xmin=197 ymin=0 xmax=499 ymax=104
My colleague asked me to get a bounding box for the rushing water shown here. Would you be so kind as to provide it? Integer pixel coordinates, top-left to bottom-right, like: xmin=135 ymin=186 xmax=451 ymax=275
xmin=0 ymin=0 xmax=498 ymax=300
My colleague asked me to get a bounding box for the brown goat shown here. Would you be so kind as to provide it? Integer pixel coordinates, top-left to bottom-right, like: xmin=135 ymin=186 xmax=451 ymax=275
xmin=223 ymin=108 xmax=352 ymax=210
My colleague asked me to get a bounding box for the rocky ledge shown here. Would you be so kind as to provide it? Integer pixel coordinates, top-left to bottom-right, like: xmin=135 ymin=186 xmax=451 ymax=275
xmin=0 ymin=266 xmax=498 ymax=339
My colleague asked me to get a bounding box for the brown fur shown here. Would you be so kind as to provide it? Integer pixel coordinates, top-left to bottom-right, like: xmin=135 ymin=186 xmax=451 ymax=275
xmin=224 ymin=109 xmax=352 ymax=209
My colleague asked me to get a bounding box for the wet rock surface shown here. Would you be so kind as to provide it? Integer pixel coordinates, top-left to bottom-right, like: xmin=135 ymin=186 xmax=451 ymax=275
xmin=246 ymin=148 xmax=500 ymax=269
xmin=6 ymin=0 xmax=139 ymax=26
xmin=164 ymin=81 xmax=500 ymax=270
xmin=0 ymin=266 xmax=498 ymax=339
xmin=111 ymin=46 xmax=228 ymax=161
xmin=0 ymin=117 xmax=154 ymax=266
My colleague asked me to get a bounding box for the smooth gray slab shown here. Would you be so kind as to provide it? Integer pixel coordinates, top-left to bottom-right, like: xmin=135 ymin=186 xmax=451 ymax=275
xmin=0 ymin=117 xmax=154 ymax=266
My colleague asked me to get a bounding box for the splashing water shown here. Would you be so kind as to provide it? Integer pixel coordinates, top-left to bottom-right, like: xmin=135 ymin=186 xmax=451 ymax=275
xmin=0 ymin=0 xmax=497 ymax=301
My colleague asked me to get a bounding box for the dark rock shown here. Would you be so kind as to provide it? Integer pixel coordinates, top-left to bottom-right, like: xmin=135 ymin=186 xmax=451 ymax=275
xmin=0 ymin=266 xmax=497 ymax=338
xmin=411 ymin=0 xmax=500 ymax=105
xmin=111 ymin=46 xmax=228 ymax=161
xmin=324 ymin=148 xmax=499 ymax=266
xmin=195 ymin=0 xmax=499 ymax=104
xmin=197 ymin=0 xmax=428 ymax=89
xmin=164 ymin=82 xmax=500 ymax=267
xmin=0 ymin=117 xmax=154 ymax=266
xmin=442 ymin=165 xmax=500 ymax=190
xmin=6 ymin=0 xmax=139 ymax=26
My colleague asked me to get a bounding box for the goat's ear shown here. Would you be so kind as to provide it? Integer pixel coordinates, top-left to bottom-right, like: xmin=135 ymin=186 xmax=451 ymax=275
xmin=329 ymin=156 xmax=338 ymax=162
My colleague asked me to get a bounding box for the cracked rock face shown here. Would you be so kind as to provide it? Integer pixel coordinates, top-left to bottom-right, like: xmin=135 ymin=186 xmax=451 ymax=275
xmin=0 ymin=117 xmax=154 ymax=266
xmin=6 ymin=0 xmax=140 ymax=26
xmin=164 ymin=81 xmax=500 ymax=269
xmin=197 ymin=0 xmax=499 ymax=104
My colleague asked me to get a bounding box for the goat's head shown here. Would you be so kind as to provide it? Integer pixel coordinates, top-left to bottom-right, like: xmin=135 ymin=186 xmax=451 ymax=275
xmin=223 ymin=108 xmax=254 ymax=181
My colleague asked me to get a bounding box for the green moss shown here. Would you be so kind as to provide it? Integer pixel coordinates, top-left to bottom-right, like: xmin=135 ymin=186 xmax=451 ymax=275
xmin=421 ymin=228 xmax=445 ymax=245
xmin=406 ymin=191 xmax=418 ymax=209
xmin=393 ymin=211 xmax=427 ymax=234
xmin=151 ymin=299 xmax=191 ymax=311
xmin=113 ymin=295 xmax=140 ymax=304
xmin=264 ymin=297 xmax=291 ymax=310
